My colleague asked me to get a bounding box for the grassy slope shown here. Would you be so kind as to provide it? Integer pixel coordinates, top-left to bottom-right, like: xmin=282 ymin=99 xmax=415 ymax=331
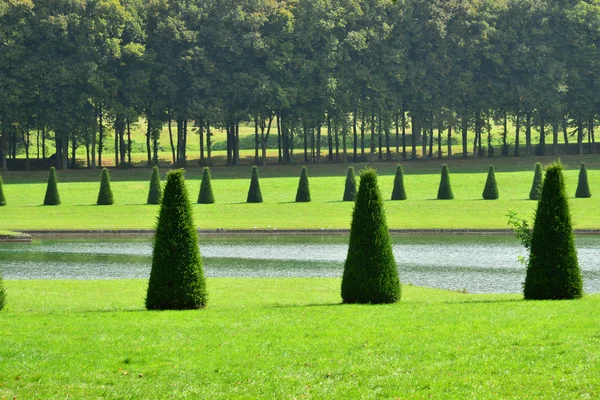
xmin=0 ymin=279 xmax=598 ymax=399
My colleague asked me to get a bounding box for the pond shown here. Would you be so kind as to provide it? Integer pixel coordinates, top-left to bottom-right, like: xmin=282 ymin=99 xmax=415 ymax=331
xmin=1 ymin=235 xmax=600 ymax=294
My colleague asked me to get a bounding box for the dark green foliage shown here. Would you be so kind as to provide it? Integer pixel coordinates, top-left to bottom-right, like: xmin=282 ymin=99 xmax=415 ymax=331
xmin=341 ymin=168 xmax=401 ymax=304
xmin=391 ymin=165 xmax=407 ymax=200
xmin=198 ymin=167 xmax=215 ymax=204
xmin=246 ymin=166 xmax=263 ymax=203
xmin=43 ymin=167 xmax=61 ymax=205
xmin=343 ymin=166 xmax=357 ymax=201
xmin=437 ymin=164 xmax=454 ymax=200
xmin=575 ymin=163 xmax=591 ymax=198
xmin=529 ymin=162 xmax=543 ymax=200
xmin=147 ymin=166 xmax=162 ymax=205
xmin=524 ymin=161 xmax=583 ymax=300
xmin=482 ymin=165 xmax=499 ymax=200
xmin=0 ymin=175 xmax=6 ymax=206
xmin=0 ymin=273 xmax=5 ymax=311
xmin=295 ymin=167 xmax=311 ymax=202
xmin=97 ymin=168 xmax=114 ymax=205
xmin=146 ymin=169 xmax=207 ymax=310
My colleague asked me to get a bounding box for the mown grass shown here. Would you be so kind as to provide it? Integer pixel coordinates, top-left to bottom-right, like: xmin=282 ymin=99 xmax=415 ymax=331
xmin=0 ymin=279 xmax=599 ymax=398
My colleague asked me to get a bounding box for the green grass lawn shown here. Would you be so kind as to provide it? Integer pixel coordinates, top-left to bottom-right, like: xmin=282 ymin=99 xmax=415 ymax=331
xmin=1 ymin=279 xmax=599 ymax=398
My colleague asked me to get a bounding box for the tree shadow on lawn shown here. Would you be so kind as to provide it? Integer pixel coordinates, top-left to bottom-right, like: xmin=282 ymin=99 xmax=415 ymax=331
xmin=268 ymin=302 xmax=343 ymax=309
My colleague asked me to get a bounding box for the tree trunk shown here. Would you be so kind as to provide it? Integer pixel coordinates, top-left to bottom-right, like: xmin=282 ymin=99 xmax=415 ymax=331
xmin=360 ymin=115 xmax=365 ymax=160
xmin=421 ymin=125 xmax=427 ymax=161
xmin=562 ymin=117 xmax=569 ymax=154
xmin=327 ymin=114 xmax=333 ymax=161
xmin=525 ymin=112 xmax=532 ymax=156
xmin=255 ymin=117 xmax=260 ymax=165
xmin=401 ymin=111 xmax=406 ymax=159
xmin=428 ymin=124 xmax=433 ymax=158
xmin=411 ymin=116 xmax=418 ymax=160
xmin=277 ymin=113 xmax=282 ymax=163
xmin=316 ymin=124 xmax=321 ymax=164
xmin=538 ymin=113 xmax=545 ymax=156
xmin=206 ymin=121 xmax=212 ymax=165
xmin=199 ymin=119 xmax=204 ymax=165
xmin=437 ymin=127 xmax=442 ymax=159
xmin=502 ymin=112 xmax=508 ymax=155
xmin=168 ymin=115 xmax=175 ymax=165
xmin=514 ymin=113 xmax=520 ymax=157
xmin=353 ymin=113 xmax=358 ymax=162
xmin=303 ymin=120 xmax=309 ymax=163
xmin=146 ymin=118 xmax=151 ymax=166
xmin=97 ymin=106 xmax=103 ymax=168
xmin=370 ymin=112 xmax=376 ymax=162
xmin=447 ymin=125 xmax=452 ymax=160
xmin=577 ymin=118 xmax=584 ymax=155
xmin=552 ymin=122 xmax=559 ymax=155
xmin=461 ymin=115 xmax=468 ymax=158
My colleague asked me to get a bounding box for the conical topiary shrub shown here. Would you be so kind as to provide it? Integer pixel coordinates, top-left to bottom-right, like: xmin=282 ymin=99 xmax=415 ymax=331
xmin=524 ymin=161 xmax=583 ymax=300
xmin=0 ymin=175 xmax=6 ymax=206
xmin=437 ymin=164 xmax=454 ymax=200
xmin=341 ymin=168 xmax=401 ymax=304
xmin=391 ymin=165 xmax=407 ymax=200
xmin=482 ymin=165 xmax=499 ymax=200
xmin=97 ymin=168 xmax=114 ymax=205
xmin=0 ymin=272 xmax=6 ymax=311
xmin=146 ymin=169 xmax=207 ymax=310
xmin=247 ymin=166 xmax=263 ymax=203
xmin=343 ymin=166 xmax=357 ymax=201
xmin=198 ymin=167 xmax=215 ymax=204
xmin=575 ymin=162 xmax=591 ymax=198
xmin=147 ymin=166 xmax=162 ymax=205
xmin=529 ymin=162 xmax=543 ymax=200
xmin=43 ymin=167 xmax=61 ymax=205
xmin=295 ymin=167 xmax=311 ymax=202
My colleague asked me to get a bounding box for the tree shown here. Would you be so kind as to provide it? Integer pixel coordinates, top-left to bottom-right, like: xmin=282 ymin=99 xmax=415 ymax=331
xmin=343 ymin=166 xmax=357 ymax=201
xmin=437 ymin=164 xmax=454 ymax=200
xmin=0 ymin=271 xmax=5 ymax=310
xmin=247 ymin=166 xmax=263 ymax=203
xmin=295 ymin=166 xmax=311 ymax=202
xmin=97 ymin=168 xmax=114 ymax=205
xmin=43 ymin=167 xmax=60 ymax=205
xmin=0 ymin=175 xmax=6 ymax=206
xmin=341 ymin=168 xmax=400 ymax=304
xmin=391 ymin=164 xmax=407 ymax=200
xmin=529 ymin=162 xmax=543 ymax=200
xmin=198 ymin=167 xmax=215 ymax=204
xmin=524 ymin=161 xmax=582 ymax=300
xmin=146 ymin=169 xmax=207 ymax=309
xmin=147 ymin=166 xmax=162 ymax=205
xmin=575 ymin=163 xmax=591 ymax=198
xmin=482 ymin=165 xmax=499 ymax=200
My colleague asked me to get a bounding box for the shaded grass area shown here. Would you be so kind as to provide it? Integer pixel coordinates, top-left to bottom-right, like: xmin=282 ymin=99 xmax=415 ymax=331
xmin=0 ymin=279 xmax=599 ymax=398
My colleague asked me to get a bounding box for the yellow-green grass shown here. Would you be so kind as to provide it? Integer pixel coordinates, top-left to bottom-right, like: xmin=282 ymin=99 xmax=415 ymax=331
xmin=0 ymin=279 xmax=599 ymax=398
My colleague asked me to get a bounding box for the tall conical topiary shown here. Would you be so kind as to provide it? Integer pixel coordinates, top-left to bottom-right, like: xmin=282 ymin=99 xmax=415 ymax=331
xmin=198 ymin=167 xmax=215 ymax=204
xmin=343 ymin=166 xmax=357 ymax=201
xmin=391 ymin=165 xmax=407 ymax=200
xmin=0 ymin=175 xmax=6 ymax=206
xmin=295 ymin=166 xmax=311 ymax=202
xmin=146 ymin=169 xmax=207 ymax=310
xmin=437 ymin=164 xmax=454 ymax=200
xmin=482 ymin=165 xmax=499 ymax=200
xmin=43 ymin=167 xmax=61 ymax=205
xmin=575 ymin=163 xmax=591 ymax=198
xmin=529 ymin=162 xmax=543 ymax=200
xmin=524 ymin=161 xmax=582 ymax=300
xmin=341 ymin=168 xmax=401 ymax=304
xmin=97 ymin=168 xmax=114 ymax=205
xmin=247 ymin=166 xmax=263 ymax=203
xmin=0 ymin=272 xmax=6 ymax=311
xmin=147 ymin=166 xmax=162 ymax=205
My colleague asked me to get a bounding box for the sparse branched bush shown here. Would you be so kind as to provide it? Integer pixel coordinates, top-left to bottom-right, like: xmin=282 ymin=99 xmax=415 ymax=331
xmin=524 ymin=161 xmax=583 ymax=300
xmin=529 ymin=162 xmax=543 ymax=200
xmin=575 ymin=162 xmax=591 ymax=198
xmin=482 ymin=165 xmax=499 ymax=200
xmin=295 ymin=167 xmax=311 ymax=202
xmin=343 ymin=166 xmax=357 ymax=201
xmin=198 ymin=167 xmax=215 ymax=204
xmin=146 ymin=169 xmax=207 ymax=310
xmin=341 ymin=168 xmax=401 ymax=304
xmin=97 ymin=168 xmax=114 ymax=205
xmin=147 ymin=166 xmax=162 ymax=205
xmin=391 ymin=165 xmax=407 ymax=200
xmin=247 ymin=166 xmax=263 ymax=203
xmin=0 ymin=175 xmax=6 ymax=206
xmin=437 ymin=164 xmax=454 ymax=200
xmin=43 ymin=167 xmax=61 ymax=205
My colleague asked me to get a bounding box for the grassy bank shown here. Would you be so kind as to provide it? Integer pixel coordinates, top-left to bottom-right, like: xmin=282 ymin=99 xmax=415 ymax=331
xmin=0 ymin=279 xmax=598 ymax=398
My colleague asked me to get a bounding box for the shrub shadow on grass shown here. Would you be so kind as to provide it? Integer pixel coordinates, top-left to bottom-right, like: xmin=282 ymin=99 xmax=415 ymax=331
xmin=450 ymin=298 xmax=522 ymax=305
xmin=268 ymin=302 xmax=343 ymax=309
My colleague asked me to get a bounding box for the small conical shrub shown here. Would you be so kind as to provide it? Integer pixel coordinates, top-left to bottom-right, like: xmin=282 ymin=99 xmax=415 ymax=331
xmin=0 ymin=175 xmax=6 ymax=206
xmin=524 ymin=161 xmax=582 ymax=300
xmin=391 ymin=165 xmax=407 ymax=200
xmin=147 ymin=166 xmax=162 ymax=205
xmin=575 ymin=162 xmax=591 ymax=198
xmin=437 ymin=164 xmax=454 ymax=200
xmin=341 ymin=168 xmax=401 ymax=304
xmin=482 ymin=165 xmax=499 ymax=200
xmin=343 ymin=166 xmax=357 ymax=201
xmin=247 ymin=166 xmax=263 ymax=203
xmin=529 ymin=162 xmax=543 ymax=200
xmin=97 ymin=168 xmax=114 ymax=205
xmin=198 ymin=167 xmax=215 ymax=204
xmin=146 ymin=169 xmax=207 ymax=310
xmin=295 ymin=167 xmax=311 ymax=202
xmin=43 ymin=167 xmax=61 ymax=205
xmin=0 ymin=272 xmax=6 ymax=311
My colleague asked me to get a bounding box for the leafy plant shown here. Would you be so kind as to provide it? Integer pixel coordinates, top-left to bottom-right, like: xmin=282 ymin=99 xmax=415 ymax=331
xmin=295 ymin=166 xmax=311 ymax=202
xmin=343 ymin=166 xmax=357 ymax=202
xmin=391 ymin=165 xmax=407 ymax=200
xmin=43 ymin=167 xmax=61 ymax=206
xmin=575 ymin=162 xmax=591 ymax=198
xmin=247 ymin=166 xmax=263 ymax=203
xmin=437 ymin=164 xmax=454 ymax=200
xmin=0 ymin=175 xmax=6 ymax=206
xmin=147 ymin=166 xmax=162 ymax=205
xmin=529 ymin=162 xmax=543 ymax=200
xmin=482 ymin=165 xmax=499 ymax=200
xmin=97 ymin=168 xmax=114 ymax=205
xmin=198 ymin=167 xmax=215 ymax=204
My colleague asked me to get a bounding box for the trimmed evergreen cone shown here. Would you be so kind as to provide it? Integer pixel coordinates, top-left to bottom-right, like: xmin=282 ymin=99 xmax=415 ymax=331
xmin=147 ymin=166 xmax=162 ymax=205
xmin=198 ymin=167 xmax=215 ymax=204
xmin=575 ymin=162 xmax=591 ymax=198
xmin=529 ymin=162 xmax=543 ymax=200
xmin=343 ymin=166 xmax=357 ymax=201
xmin=391 ymin=165 xmax=407 ymax=200
xmin=524 ymin=161 xmax=583 ymax=300
xmin=0 ymin=272 xmax=5 ymax=311
xmin=246 ymin=166 xmax=263 ymax=203
xmin=437 ymin=164 xmax=454 ymax=200
xmin=43 ymin=167 xmax=61 ymax=205
xmin=0 ymin=175 xmax=6 ymax=206
xmin=97 ymin=168 xmax=114 ymax=205
xmin=146 ymin=169 xmax=207 ymax=310
xmin=341 ymin=168 xmax=401 ymax=304
xmin=295 ymin=167 xmax=311 ymax=202
xmin=482 ymin=165 xmax=499 ymax=200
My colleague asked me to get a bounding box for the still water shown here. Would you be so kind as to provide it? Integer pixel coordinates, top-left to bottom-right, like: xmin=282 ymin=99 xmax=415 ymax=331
xmin=1 ymin=235 xmax=600 ymax=294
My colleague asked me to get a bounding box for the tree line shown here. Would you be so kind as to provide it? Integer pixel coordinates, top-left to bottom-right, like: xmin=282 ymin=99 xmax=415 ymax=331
xmin=1 ymin=0 xmax=599 ymax=170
